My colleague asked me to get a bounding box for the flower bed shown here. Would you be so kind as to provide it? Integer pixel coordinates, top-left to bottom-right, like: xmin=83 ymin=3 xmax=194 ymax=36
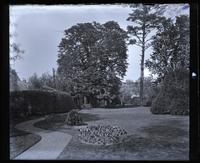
xmin=78 ymin=125 xmax=127 ymax=145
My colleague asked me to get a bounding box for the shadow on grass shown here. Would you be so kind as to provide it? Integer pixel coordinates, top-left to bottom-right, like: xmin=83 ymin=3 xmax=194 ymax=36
xmin=34 ymin=112 xmax=102 ymax=131
xmin=10 ymin=115 xmax=43 ymax=137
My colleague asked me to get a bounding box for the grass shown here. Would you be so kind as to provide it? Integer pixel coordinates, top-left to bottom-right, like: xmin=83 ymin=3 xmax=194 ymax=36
xmin=34 ymin=112 xmax=101 ymax=130
xmin=10 ymin=115 xmax=42 ymax=137
xmin=33 ymin=107 xmax=189 ymax=160
xmin=57 ymin=133 xmax=188 ymax=160
xmin=12 ymin=107 xmax=189 ymax=160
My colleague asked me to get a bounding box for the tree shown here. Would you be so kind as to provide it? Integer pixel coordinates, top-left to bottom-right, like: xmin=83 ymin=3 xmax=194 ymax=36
xmin=10 ymin=68 xmax=20 ymax=91
xmin=145 ymin=15 xmax=190 ymax=115
xmin=127 ymin=4 xmax=165 ymax=106
xmin=57 ymin=21 xmax=128 ymax=106
xmin=39 ymin=72 xmax=55 ymax=88
xmin=10 ymin=23 xmax=24 ymax=63
xmin=28 ymin=73 xmax=42 ymax=89
xmin=145 ymin=15 xmax=190 ymax=79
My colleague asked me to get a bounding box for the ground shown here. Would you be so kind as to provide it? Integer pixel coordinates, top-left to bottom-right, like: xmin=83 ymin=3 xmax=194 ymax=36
xmin=10 ymin=116 xmax=42 ymax=159
xmin=11 ymin=107 xmax=189 ymax=160
xmin=57 ymin=107 xmax=189 ymax=160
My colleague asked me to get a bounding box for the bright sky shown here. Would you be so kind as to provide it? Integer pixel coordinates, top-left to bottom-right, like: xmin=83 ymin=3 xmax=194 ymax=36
xmin=10 ymin=4 xmax=189 ymax=82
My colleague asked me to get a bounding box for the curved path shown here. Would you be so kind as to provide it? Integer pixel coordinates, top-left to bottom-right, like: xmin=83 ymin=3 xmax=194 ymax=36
xmin=14 ymin=117 xmax=72 ymax=160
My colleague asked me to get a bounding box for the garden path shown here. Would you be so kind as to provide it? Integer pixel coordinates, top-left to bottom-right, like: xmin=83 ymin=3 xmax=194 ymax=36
xmin=14 ymin=117 xmax=72 ymax=160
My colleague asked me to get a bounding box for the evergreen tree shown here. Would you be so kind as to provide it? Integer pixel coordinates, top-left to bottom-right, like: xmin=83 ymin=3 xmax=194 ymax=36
xmin=127 ymin=4 xmax=165 ymax=105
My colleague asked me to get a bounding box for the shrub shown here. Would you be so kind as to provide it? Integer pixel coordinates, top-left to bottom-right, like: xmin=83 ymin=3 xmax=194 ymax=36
xmin=65 ymin=110 xmax=83 ymax=125
xmin=10 ymin=90 xmax=76 ymax=119
xmin=151 ymin=90 xmax=171 ymax=114
xmin=168 ymin=88 xmax=189 ymax=115
xmin=150 ymin=69 xmax=189 ymax=115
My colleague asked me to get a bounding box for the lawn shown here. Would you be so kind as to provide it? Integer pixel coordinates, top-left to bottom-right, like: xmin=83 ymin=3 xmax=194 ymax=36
xmin=35 ymin=107 xmax=189 ymax=160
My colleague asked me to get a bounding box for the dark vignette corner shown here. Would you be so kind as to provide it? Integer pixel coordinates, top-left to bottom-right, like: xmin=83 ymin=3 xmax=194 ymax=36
xmin=0 ymin=1 xmax=9 ymax=161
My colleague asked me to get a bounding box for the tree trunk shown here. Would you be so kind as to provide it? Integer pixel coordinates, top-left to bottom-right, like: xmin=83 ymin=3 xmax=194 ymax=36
xmin=140 ymin=22 xmax=145 ymax=106
xmin=140 ymin=46 xmax=145 ymax=106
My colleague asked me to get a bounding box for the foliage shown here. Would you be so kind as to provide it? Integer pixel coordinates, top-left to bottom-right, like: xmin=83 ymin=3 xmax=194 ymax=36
xmin=10 ymin=90 xmax=75 ymax=120
xmin=145 ymin=15 xmax=190 ymax=78
xmin=120 ymin=80 xmax=139 ymax=104
xmin=120 ymin=77 xmax=158 ymax=106
xmin=144 ymin=15 xmax=189 ymax=114
xmin=10 ymin=43 xmax=24 ymax=62
xmin=10 ymin=68 xmax=20 ymax=91
xmin=10 ymin=23 xmax=24 ymax=63
xmin=65 ymin=110 xmax=83 ymax=126
xmin=151 ymin=69 xmax=189 ymax=115
xmin=40 ymin=72 xmax=55 ymax=88
xmin=57 ymin=21 xmax=128 ymax=105
xmin=28 ymin=73 xmax=42 ymax=89
xmin=28 ymin=72 xmax=56 ymax=90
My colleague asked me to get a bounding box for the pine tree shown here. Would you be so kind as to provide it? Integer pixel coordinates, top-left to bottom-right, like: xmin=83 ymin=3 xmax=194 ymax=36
xmin=127 ymin=4 xmax=165 ymax=106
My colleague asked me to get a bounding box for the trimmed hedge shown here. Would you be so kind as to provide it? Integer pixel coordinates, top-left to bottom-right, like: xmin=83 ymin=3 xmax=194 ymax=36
xmin=10 ymin=90 xmax=76 ymax=119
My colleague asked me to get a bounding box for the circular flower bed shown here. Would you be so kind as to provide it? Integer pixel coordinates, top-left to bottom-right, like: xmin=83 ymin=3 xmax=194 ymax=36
xmin=78 ymin=125 xmax=127 ymax=145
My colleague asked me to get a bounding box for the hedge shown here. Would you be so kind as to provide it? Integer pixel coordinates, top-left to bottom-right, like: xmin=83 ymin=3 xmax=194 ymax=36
xmin=10 ymin=90 xmax=76 ymax=119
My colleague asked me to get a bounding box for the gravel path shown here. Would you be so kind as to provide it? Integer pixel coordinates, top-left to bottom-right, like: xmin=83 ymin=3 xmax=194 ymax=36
xmin=13 ymin=117 xmax=72 ymax=160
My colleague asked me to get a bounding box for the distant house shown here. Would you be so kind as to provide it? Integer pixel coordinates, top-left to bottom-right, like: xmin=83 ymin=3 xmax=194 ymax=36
xmin=120 ymin=80 xmax=140 ymax=105
xmin=130 ymin=94 xmax=140 ymax=105
xmin=131 ymin=94 xmax=140 ymax=99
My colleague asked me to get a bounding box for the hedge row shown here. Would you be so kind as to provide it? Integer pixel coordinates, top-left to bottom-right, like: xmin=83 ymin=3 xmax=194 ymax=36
xmin=10 ymin=90 xmax=76 ymax=119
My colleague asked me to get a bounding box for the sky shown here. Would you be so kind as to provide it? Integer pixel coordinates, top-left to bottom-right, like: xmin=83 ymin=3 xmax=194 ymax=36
xmin=10 ymin=4 xmax=189 ymax=82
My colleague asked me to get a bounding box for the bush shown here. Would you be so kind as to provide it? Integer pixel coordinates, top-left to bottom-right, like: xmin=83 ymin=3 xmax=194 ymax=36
xmin=65 ymin=110 xmax=83 ymax=125
xmin=151 ymin=90 xmax=171 ymax=114
xmin=168 ymin=88 xmax=189 ymax=115
xmin=10 ymin=90 xmax=76 ymax=119
xmin=151 ymin=69 xmax=189 ymax=115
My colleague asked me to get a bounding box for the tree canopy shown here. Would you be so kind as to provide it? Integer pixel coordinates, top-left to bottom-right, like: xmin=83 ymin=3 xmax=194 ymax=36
xmin=57 ymin=21 xmax=128 ymax=100
xmin=145 ymin=15 xmax=190 ymax=78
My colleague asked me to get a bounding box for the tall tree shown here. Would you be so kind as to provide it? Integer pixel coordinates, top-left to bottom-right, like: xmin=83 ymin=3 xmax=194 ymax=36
xmin=145 ymin=15 xmax=190 ymax=114
xmin=145 ymin=15 xmax=190 ymax=79
xmin=57 ymin=21 xmax=128 ymax=104
xmin=127 ymin=4 xmax=165 ymax=105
